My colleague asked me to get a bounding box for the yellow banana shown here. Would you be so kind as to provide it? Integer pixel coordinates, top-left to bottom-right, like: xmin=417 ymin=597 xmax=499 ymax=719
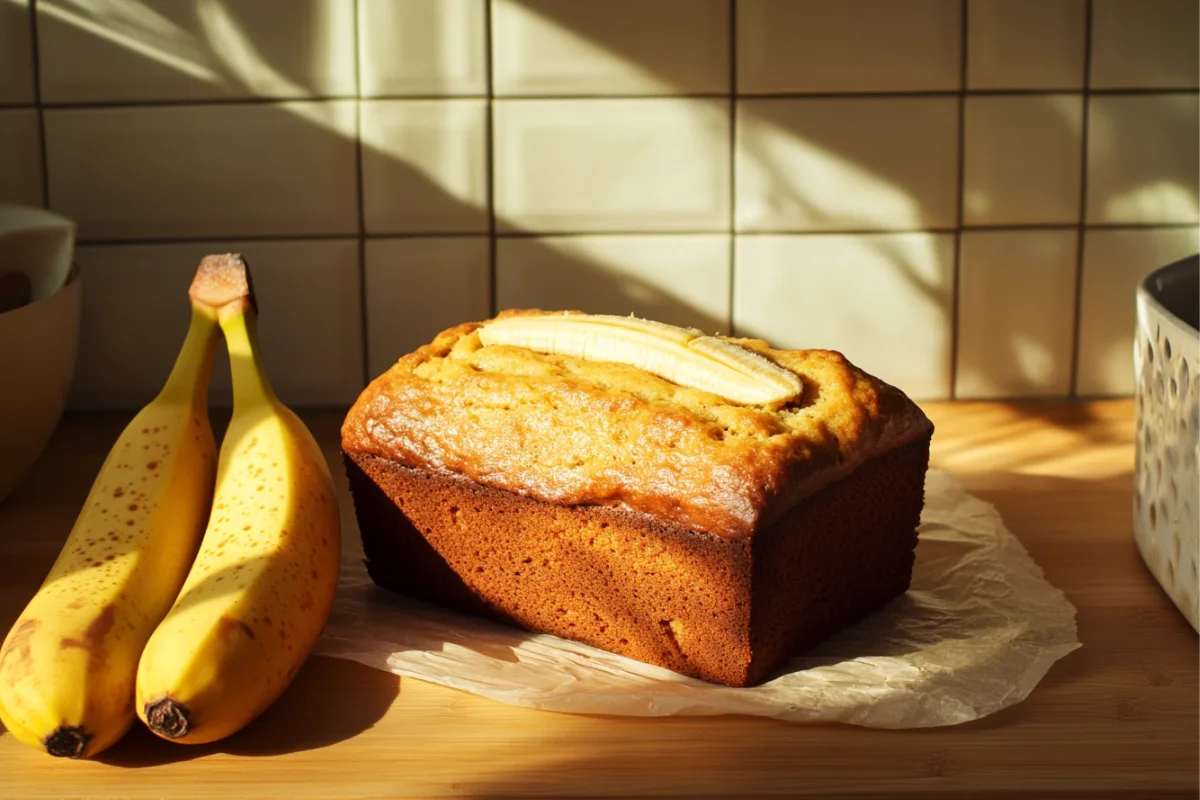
xmin=135 ymin=254 xmax=341 ymax=745
xmin=0 ymin=263 xmax=222 ymax=759
xmin=478 ymin=312 xmax=804 ymax=405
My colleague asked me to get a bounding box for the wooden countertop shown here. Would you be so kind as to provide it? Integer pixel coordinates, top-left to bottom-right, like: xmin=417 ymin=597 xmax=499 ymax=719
xmin=0 ymin=400 xmax=1196 ymax=799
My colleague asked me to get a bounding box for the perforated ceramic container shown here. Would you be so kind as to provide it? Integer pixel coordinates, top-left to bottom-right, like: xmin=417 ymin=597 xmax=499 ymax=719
xmin=1134 ymin=254 xmax=1199 ymax=632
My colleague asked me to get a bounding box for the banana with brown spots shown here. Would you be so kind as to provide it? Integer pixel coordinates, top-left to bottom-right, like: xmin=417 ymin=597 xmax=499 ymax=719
xmin=0 ymin=260 xmax=222 ymax=759
xmin=135 ymin=254 xmax=341 ymax=745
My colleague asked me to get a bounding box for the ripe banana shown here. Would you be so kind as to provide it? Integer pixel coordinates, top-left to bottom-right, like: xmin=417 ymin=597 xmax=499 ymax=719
xmin=135 ymin=254 xmax=341 ymax=745
xmin=0 ymin=267 xmax=221 ymax=759
xmin=477 ymin=312 xmax=804 ymax=405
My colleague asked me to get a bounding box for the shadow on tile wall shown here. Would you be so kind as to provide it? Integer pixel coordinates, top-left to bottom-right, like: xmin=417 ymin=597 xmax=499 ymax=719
xmin=493 ymin=0 xmax=731 ymax=94
xmin=481 ymin=0 xmax=1198 ymax=400
xmin=65 ymin=100 xmax=724 ymax=407
xmin=1087 ymin=93 xmax=1199 ymax=224
xmin=734 ymin=97 xmax=960 ymax=398
xmin=8 ymin=0 xmax=1199 ymax=409
xmin=517 ymin=2 xmax=962 ymax=399
xmin=36 ymin=0 xmax=345 ymax=100
xmin=37 ymin=1 xmax=729 ymax=410
xmin=1077 ymin=93 xmax=1199 ymax=394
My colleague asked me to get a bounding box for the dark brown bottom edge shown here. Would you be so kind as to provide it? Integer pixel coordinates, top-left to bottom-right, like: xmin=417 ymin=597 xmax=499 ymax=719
xmin=343 ymin=438 xmax=930 ymax=688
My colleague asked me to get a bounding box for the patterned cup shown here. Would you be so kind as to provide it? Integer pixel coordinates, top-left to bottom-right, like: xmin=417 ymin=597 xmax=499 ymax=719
xmin=1134 ymin=254 xmax=1199 ymax=632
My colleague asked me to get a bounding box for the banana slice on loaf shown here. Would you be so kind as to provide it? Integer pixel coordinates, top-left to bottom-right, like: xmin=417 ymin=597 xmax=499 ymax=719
xmin=477 ymin=313 xmax=803 ymax=405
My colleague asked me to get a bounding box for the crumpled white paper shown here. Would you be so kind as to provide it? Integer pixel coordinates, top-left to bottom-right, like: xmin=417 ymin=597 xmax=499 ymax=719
xmin=315 ymin=469 xmax=1081 ymax=728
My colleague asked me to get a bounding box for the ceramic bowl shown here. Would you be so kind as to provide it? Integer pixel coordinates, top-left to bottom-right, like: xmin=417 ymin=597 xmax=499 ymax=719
xmin=1134 ymin=254 xmax=1199 ymax=632
xmin=0 ymin=264 xmax=82 ymax=504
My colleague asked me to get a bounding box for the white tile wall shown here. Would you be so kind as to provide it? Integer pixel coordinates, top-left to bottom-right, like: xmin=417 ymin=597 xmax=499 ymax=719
xmin=44 ymin=102 xmax=360 ymax=240
xmin=70 ymin=240 xmax=363 ymax=409
xmin=0 ymin=0 xmax=34 ymax=104
xmin=733 ymin=233 xmax=956 ymax=399
xmin=962 ymin=94 xmax=1083 ymax=226
xmin=0 ymin=0 xmax=1195 ymax=407
xmin=492 ymin=0 xmax=729 ymax=96
xmin=966 ymin=0 xmax=1086 ymax=90
xmin=737 ymin=97 xmax=959 ymax=231
xmin=496 ymin=235 xmax=731 ymax=333
xmin=737 ymin=0 xmax=961 ymax=93
xmin=37 ymin=0 xmax=357 ymax=103
xmin=1086 ymin=94 xmax=1200 ymax=225
xmin=358 ymin=0 xmax=487 ymax=97
xmin=1077 ymin=227 xmax=1200 ymax=396
xmin=360 ymin=99 xmax=490 ymax=233
xmin=494 ymin=98 xmax=730 ymax=232
xmin=1090 ymin=0 xmax=1200 ymax=89
xmin=365 ymin=237 xmax=491 ymax=378
xmin=956 ymin=229 xmax=1078 ymax=398
xmin=0 ymin=109 xmax=43 ymax=207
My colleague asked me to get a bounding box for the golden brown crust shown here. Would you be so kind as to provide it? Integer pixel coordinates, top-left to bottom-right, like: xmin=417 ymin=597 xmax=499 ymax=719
xmin=341 ymin=310 xmax=934 ymax=540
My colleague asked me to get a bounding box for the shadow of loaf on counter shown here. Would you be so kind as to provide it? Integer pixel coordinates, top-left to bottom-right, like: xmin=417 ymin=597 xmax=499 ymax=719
xmin=340 ymin=310 xmax=934 ymax=687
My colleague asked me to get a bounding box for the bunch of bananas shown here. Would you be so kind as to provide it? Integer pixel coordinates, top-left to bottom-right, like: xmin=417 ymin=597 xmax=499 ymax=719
xmin=0 ymin=254 xmax=341 ymax=759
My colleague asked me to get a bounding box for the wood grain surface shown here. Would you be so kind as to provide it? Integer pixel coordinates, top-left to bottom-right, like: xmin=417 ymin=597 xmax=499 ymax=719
xmin=0 ymin=401 xmax=1195 ymax=799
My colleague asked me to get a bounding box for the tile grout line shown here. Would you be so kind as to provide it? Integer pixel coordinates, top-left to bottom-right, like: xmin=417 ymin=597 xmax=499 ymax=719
xmin=1069 ymin=0 xmax=1096 ymax=398
xmin=726 ymin=0 xmax=737 ymax=337
xmin=68 ymin=221 xmax=1198 ymax=249
xmin=28 ymin=0 xmax=50 ymax=209
xmin=78 ymin=233 xmax=364 ymax=247
xmin=20 ymin=86 xmax=1197 ymax=111
xmin=352 ymin=0 xmax=370 ymax=386
xmin=948 ymin=0 xmax=969 ymax=400
xmin=485 ymin=0 xmax=498 ymax=318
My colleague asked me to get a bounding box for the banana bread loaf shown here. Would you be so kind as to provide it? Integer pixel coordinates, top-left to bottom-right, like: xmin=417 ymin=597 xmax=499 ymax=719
xmin=341 ymin=310 xmax=934 ymax=687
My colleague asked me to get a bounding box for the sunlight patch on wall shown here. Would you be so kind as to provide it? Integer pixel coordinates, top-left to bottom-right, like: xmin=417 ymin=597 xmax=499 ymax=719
xmin=196 ymin=0 xmax=299 ymax=96
xmin=962 ymin=188 xmax=990 ymax=218
xmin=496 ymin=235 xmax=732 ymax=334
xmin=192 ymin=0 xmax=352 ymax=134
xmin=39 ymin=0 xmax=220 ymax=83
xmin=1086 ymin=93 xmax=1200 ymax=225
xmin=492 ymin=0 xmax=703 ymax=95
xmin=358 ymin=0 xmax=487 ymax=96
xmin=359 ymin=98 xmax=489 ymax=232
xmin=735 ymin=109 xmax=953 ymax=373
xmin=1105 ymin=180 xmax=1200 ymax=225
xmin=734 ymin=233 xmax=955 ymax=399
xmin=739 ymin=121 xmax=925 ymax=230
xmin=1010 ymin=331 xmax=1057 ymax=386
xmin=37 ymin=0 xmax=357 ymax=103
xmin=736 ymin=97 xmax=959 ymax=232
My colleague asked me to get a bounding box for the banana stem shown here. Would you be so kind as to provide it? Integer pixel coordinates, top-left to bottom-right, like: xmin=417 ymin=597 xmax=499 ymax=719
xmin=156 ymin=307 xmax=220 ymax=406
xmin=221 ymin=308 xmax=277 ymax=410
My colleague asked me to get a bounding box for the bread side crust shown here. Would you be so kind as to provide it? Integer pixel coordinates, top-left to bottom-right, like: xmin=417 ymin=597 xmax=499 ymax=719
xmin=344 ymin=432 xmax=931 ymax=686
xmin=347 ymin=452 xmax=755 ymax=686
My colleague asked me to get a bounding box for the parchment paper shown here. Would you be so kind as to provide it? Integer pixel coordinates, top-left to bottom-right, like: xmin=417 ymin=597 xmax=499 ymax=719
xmin=314 ymin=469 xmax=1080 ymax=728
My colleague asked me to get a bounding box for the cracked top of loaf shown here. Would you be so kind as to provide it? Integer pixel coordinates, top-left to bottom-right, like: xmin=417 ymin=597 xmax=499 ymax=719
xmin=341 ymin=310 xmax=934 ymax=540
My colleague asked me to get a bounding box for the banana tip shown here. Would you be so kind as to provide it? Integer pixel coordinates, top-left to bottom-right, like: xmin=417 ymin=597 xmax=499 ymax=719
xmin=44 ymin=725 xmax=90 ymax=758
xmin=144 ymin=698 xmax=191 ymax=740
